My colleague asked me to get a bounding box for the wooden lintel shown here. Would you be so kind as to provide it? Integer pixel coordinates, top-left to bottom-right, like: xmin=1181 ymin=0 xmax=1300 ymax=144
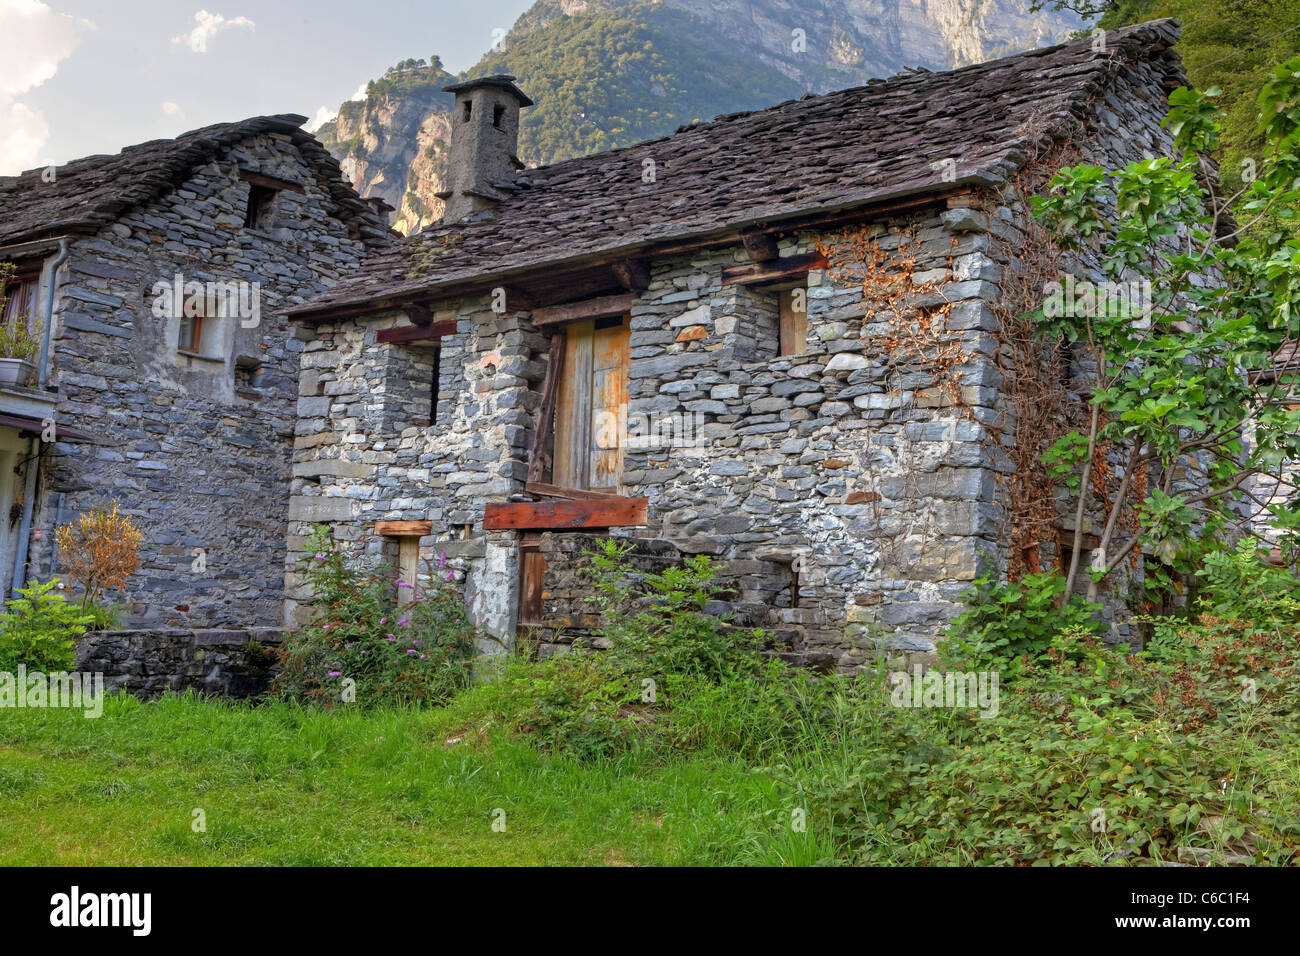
xmin=533 ymin=292 xmax=637 ymax=327
xmin=238 ymin=168 xmax=307 ymax=194
xmin=611 ymin=259 xmax=650 ymax=292
xmin=740 ymin=228 xmax=780 ymax=262
xmin=527 ymin=330 xmax=565 ymax=483
xmin=500 ymin=286 xmax=534 ymax=312
xmin=376 ymin=320 xmax=457 ymax=344
xmin=524 ymin=481 xmax=623 ymax=501
xmin=483 ymin=497 xmax=648 ymax=530
xmin=376 ymin=520 xmax=432 ymax=536
xmin=722 ymin=252 xmax=828 ymax=287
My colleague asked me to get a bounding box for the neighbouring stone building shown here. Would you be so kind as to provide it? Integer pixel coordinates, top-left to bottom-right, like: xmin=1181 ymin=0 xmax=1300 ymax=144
xmin=0 ymin=115 xmax=393 ymax=625
xmin=285 ymin=20 xmax=1197 ymax=669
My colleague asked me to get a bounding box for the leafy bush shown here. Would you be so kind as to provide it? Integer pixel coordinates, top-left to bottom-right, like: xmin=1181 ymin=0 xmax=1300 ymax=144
xmin=461 ymin=539 xmax=766 ymax=762
xmin=587 ymin=538 xmax=764 ymax=681
xmin=0 ymin=579 xmax=95 ymax=672
xmin=944 ymin=573 xmax=1106 ymax=667
xmin=274 ymin=526 xmax=476 ymax=708
xmin=1193 ymin=539 xmax=1300 ymax=624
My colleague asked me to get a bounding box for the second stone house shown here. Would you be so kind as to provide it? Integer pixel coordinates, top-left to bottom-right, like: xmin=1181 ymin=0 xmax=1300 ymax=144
xmin=287 ymin=20 xmax=1192 ymax=668
xmin=0 ymin=115 xmax=393 ymax=625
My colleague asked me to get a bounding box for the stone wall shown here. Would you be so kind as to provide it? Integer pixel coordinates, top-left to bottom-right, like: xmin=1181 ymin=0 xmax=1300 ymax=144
xmin=287 ymin=204 xmax=1012 ymax=668
xmin=27 ymin=131 xmax=385 ymax=628
xmin=75 ymin=627 xmax=284 ymax=699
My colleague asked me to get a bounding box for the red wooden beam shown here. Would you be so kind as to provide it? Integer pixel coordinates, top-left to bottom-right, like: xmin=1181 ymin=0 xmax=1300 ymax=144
xmin=483 ymin=497 xmax=648 ymax=530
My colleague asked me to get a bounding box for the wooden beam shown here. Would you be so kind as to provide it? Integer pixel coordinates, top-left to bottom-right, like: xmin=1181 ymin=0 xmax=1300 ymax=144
xmin=611 ymin=259 xmax=650 ymax=292
xmin=722 ymin=252 xmax=828 ymax=287
xmin=376 ymin=320 xmax=457 ymax=344
xmin=527 ymin=330 xmax=565 ymax=483
xmin=498 ymin=286 xmax=534 ymax=312
xmin=741 ymin=228 xmax=780 ymax=262
xmin=238 ymin=168 xmax=307 ymax=194
xmin=524 ymin=481 xmax=623 ymax=501
xmin=484 ymin=497 xmax=648 ymax=530
xmin=375 ymin=520 xmax=432 ymax=536
xmin=533 ymin=292 xmax=637 ymax=327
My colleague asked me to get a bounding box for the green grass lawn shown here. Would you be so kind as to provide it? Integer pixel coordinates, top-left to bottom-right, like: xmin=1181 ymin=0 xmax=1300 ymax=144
xmin=0 ymin=693 xmax=802 ymax=866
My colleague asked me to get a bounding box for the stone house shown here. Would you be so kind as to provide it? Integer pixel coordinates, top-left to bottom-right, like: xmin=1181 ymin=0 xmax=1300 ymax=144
xmin=286 ymin=20 xmax=1193 ymax=669
xmin=0 ymin=115 xmax=393 ymax=624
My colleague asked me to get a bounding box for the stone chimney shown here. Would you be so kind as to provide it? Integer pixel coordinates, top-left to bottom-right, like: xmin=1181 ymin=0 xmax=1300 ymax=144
xmin=436 ymin=75 xmax=533 ymax=223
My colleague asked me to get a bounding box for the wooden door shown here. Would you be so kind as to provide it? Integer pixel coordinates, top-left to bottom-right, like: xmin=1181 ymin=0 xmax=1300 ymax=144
xmin=553 ymin=315 xmax=629 ymax=491
xmin=518 ymin=533 xmax=546 ymax=628
xmin=397 ymin=537 xmax=419 ymax=605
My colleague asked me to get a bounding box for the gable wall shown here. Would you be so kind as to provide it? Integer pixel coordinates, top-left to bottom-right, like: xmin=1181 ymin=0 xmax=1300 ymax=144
xmin=25 ymin=131 xmax=374 ymax=626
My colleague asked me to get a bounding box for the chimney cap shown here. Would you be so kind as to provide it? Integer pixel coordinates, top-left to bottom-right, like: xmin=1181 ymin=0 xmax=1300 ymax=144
xmin=443 ymin=74 xmax=534 ymax=107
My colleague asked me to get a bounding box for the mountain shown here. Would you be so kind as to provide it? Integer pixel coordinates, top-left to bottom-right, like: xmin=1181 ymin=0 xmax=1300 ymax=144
xmin=316 ymin=0 xmax=1083 ymax=234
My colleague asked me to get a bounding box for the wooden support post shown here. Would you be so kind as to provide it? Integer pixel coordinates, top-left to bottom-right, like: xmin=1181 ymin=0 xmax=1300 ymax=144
xmin=528 ymin=329 xmax=565 ymax=484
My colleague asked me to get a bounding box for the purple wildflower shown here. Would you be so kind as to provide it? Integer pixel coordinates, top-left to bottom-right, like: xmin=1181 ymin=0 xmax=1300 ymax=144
xmin=406 ymin=649 xmax=417 ymax=655
xmin=438 ymin=551 xmax=447 ymax=569
xmin=420 ymin=654 xmax=427 ymax=659
xmin=328 ymin=671 xmax=341 ymax=677
xmin=388 ymin=635 xmax=397 ymax=642
xmin=398 ymin=618 xmax=409 ymax=626
xmin=445 ymin=570 xmax=454 ymax=582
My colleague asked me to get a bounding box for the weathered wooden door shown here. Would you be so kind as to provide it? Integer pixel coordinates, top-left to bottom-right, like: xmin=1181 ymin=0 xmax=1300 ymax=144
xmin=397 ymin=537 xmax=419 ymax=605
xmin=553 ymin=314 xmax=629 ymax=491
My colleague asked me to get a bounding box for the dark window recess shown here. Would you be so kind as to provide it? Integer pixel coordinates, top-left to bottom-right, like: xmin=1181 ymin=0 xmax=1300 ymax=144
xmin=430 ymin=345 xmax=442 ymax=425
xmin=235 ymin=355 xmax=262 ymax=389
xmin=492 ymin=104 xmax=506 ymax=129
xmin=462 ymin=100 xmax=472 ymax=122
xmin=593 ymin=314 xmax=624 ymax=331
xmin=244 ymin=184 xmax=277 ymax=229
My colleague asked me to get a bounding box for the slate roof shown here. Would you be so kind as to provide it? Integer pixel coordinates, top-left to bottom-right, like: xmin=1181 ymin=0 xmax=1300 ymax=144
xmin=292 ymin=17 xmax=1185 ymax=319
xmin=0 ymin=114 xmax=393 ymax=250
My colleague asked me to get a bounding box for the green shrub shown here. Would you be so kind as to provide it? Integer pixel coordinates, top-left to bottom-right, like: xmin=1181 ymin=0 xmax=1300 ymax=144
xmin=1193 ymin=539 xmax=1300 ymax=624
xmin=944 ymin=573 xmax=1106 ymax=667
xmin=587 ymin=538 xmax=764 ymax=682
xmin=0 ymin=579 xmax=95 ymax=672
xmin=274 ymin=526 xmax=476 ymax=708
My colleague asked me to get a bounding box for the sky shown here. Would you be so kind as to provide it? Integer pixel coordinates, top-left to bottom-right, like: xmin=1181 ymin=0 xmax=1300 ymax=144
xmin=0 ymin=0 xmax=536 ymax=175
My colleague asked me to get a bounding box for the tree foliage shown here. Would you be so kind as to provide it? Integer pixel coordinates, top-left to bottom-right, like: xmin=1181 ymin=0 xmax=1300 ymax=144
xmin=1030 ymin=56 xmax=1300 ymax=597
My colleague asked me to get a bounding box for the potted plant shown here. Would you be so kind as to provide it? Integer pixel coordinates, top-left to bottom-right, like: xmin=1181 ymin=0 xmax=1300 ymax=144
xmin=0 ymin=263 xmax=40 ymax=387
xmin=0 ymin=318 xmax=41 ymax=386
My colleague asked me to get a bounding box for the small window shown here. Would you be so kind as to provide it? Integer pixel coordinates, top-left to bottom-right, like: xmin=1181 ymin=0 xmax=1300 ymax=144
xmin=244 ymin=184 xmax=276 ymax=229
xmin=462 ymin=100 xmax=472 ymax=122
xmin=2 ymin=263 xmax=40 ymax=329
xmin=779 ymin=282 xmax=808 ymax=356
xmin=178 ymin=314 xmax=203 ymax=354
xmin=492 ymin=104 xmax=506 ymax=129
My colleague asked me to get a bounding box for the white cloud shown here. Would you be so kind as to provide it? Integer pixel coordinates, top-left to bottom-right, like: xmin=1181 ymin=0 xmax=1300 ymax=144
xmin=306 ymin=105 xmax=336 ymax=133
xmin=0 ymin=0 xmax=94 ymax=175
xmin=350 ymin=83 xmax=368 ymax=102
xmin=162 ymin=100 xmax=184 ymax=118
xmin=171 ymin=10 xmax=254 ymax=54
